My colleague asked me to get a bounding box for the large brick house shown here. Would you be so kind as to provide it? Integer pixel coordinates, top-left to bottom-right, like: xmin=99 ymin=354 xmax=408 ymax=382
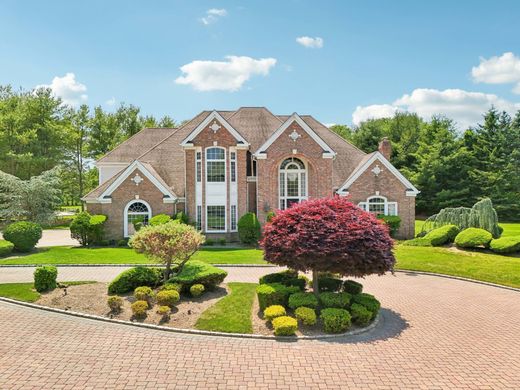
xmin=83 ymin=107 xmax=419 ymax=239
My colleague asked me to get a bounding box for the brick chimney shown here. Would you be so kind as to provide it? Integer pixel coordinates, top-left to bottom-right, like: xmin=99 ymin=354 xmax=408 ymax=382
xmin=378 ymin=137 xmax=392 ymax=160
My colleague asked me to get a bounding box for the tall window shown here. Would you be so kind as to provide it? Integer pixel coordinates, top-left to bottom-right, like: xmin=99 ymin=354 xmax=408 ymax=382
xmin=230 ymin=151 xmax=236 ymax=182
xmin=196 ymin=151 xmax=202 ymax=182
xmin=207 ymin=205 xmax=226 ymax=231
xmin=196 ymin=205 xmax=202 ymax=230
xmin=206 ymin=147 xmax=225 ymax=182
xmin=230 ymin=205 xmax=237 ymax=231
xmin=279 ymin=158 xmax=307 ymax=210
xmin=125 ymin=200 xmax=151 ymax=236
xmin=358 ymin=196 xmax=398 ymax=216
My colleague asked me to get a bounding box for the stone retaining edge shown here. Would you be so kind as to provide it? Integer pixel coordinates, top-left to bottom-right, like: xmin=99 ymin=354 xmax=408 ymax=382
xmin=0 ymin=296 xmax=379 ymax=341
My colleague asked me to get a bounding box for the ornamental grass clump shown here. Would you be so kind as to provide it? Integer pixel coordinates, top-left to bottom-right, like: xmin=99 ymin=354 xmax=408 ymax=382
xmin=272 ymin=316 xmax=298 ymax=336
xmin=263 ymin=305 xmax=286 ymax=322
xmin=262 ymin=197 xmax=395 ymax=297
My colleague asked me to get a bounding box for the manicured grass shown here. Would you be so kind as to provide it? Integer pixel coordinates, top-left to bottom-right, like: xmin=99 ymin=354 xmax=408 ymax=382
xmin=0 ymin=283 xmax=40 ymax=302
xmin=195 ymin=282 xmax=257 ymax=334
xmin=395 ymin=245 xmax=520 ymax=288
xmin=0 ymin=246 xmax=266 ymax=265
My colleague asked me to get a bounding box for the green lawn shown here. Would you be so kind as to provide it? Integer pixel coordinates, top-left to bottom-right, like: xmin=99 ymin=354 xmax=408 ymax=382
xmin=0 ymin=283 xmax=40 ymax=302
xmin=195 ymin=282 xmax=257 ymax=334
xmin=395 ymin=245 xmax=520 ymax=288
xmin=0 ymin=246 xmax=266 ymax=265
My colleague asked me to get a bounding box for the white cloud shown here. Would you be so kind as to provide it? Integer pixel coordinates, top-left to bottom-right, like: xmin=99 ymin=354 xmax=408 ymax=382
xmin=296 ymin=36 xmax=324 ymax=49
xmin=352 ymin=88 xmax=520 ymax=129
xmin=200 ymin=8 xmax=227 ymax=25
xmin=472 ymin=52 xmax=520 ymax=93
xmin=36 ymin=73 xmax=87 ymax=106
xmin=175 ymin=56 xmax=277 ymax=92
xmin=106 ymin=97 xmax=116 ymax=106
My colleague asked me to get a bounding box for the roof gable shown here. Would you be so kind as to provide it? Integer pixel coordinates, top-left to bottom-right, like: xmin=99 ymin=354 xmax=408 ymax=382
xmin=337 ymin=152 xmax=420 ymax=196
xmin=180 ymin=110 xmax=249 ymax=147
xmin=254 ymin=113 xmax=336 ymax=158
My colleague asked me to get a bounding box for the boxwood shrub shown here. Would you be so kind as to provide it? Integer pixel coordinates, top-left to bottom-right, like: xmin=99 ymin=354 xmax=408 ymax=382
xmin=34 ymin=265 xmax=58 ymax=292
xmin=256 ymin=283 xmax=298 ymax=310
xmin=3 ymin=221 xmax=42 ymax=252
xmin=423 ymin=224 xmax=459 ymax=246
xmin=131 ymin=300 xmax=148 ymax=318
xmin=454 ymin=228 xmax=493 ymax=248
xmin=320 ymin=308 xmax=352 ymax=333
xmin=343 ymin=280 xmax=363 ymax=295
xmin=352 ymin=293 xmax=381 ymax=319
xmin=134 ymin=286 xmax=155 ymax=304
xmin=288 ymin=292 xmax=319 ymax=310
xmin=272 ymin=316 xmax=298 ymax=336
xmin=318 ymin=276 xmax=343 ymax=292
xmin=489 ymin=236 xmax=520 ymax=254
xmin=263 ymin=305 xmax=286 ymax=322
xmin=190 ymin=283 xmax=205 ymax=297
xmin=168 ymin=261 xmax=227 ymax=289
xmin=319 ymin=292 xmax=351 ymax=309
xmin=350 ymin=303 xmax=372 ymax=326
xmin=237 ymin=212 xmax=261 ymax=245
xmin=258 ymin=270 xmax=306 ymax=290
xmin=0 ymin=239 xmax=14 ymax=257
xmin=294 ymin=306 xmax=317 ymax=326
xmin=156 ymin=290 xmax=180 ymax=307
xmin=108 ymin=266 xmax=162 ymax=294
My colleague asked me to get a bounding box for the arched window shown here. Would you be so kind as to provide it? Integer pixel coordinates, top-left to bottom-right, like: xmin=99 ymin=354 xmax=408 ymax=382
xmin=358 ymin=196 xmax=397 ymax=216
xmin=206 ymin=147 xmax=226 ymax=182
xmin=279 ymin=157 xmax=307 ymax=210
xmin=125 ymin=200 xmax=151 ymax=237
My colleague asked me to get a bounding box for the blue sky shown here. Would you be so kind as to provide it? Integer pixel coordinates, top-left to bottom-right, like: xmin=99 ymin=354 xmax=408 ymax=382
xmin=1 ymin=0 xmax=520 ymax=128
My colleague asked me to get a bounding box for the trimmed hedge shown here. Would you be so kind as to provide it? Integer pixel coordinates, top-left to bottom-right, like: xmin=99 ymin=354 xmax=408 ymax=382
xmin=343 ymin=280 xmax=363 ymax=295
xmin=489 ymin=236 xmax=520 ymax=254
xmin=108 ymin=267 xmax=162 ymax=294
xmin=3 ymin=221 xmax=42 ymax=252
xmin=272 ymin=316 xmax=298 ymax=336
xmin=237 ymin=212 xmax=261 ymax=245
xmin=424 ymin=224 xmax=459 ymax=246
xmin=295 ymin=306 xmax=317 ymax=326
xmin=256 ymin=283 xmax=299 ymax=310
xmin=352 ymin=293 xmax=381 ymax=319
xmin=350 ymin=303 xmax=372 ymax=326
xmin=320 ymin=308 xmax=352 ymax=333
xmin=34 ymin=265 xmax=58 ymax=292
xmin=0 ymin=240 xmax=14 ymax=257
xmin=454 ymin=228 xmax=493 ymax=248
xmin=168 ymin=261 xmax=227 ymax=289
xmin=318 ymin=276 xmax=343 ymax=292
xmin=377 ymin=215 xmax=401 ymax=237
xmin=149 ymin=214 xmax=172 ymax=226
xmin=288 ymin=292 xmax=319 ymax=310
xmin=319 ymin=292 xmax=351 ymax=309
xmin=258 ymin=270 xmax=306 ymax=290
xmin=263 ymin=305 xmax=286 ymax=322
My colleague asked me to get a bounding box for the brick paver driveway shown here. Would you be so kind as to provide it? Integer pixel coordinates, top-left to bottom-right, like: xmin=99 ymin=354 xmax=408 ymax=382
xmin=1 ymin=271 xmax=519 ymax=389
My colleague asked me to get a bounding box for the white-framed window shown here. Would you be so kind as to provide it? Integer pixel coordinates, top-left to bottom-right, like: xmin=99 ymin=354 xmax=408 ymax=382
xmin=230 ymin=205 xmax=237 ymax=231
xmin=206 ymin=205 xmax=226 ymax=232
xmin=124 ymin=200 xmax=152 ymax=237
xmin=279 ymin=157 xmax=307 ymax=210
xmin=230 ymin=151 xmax=236 ymax=182
xmin=196 ymin=151 xmax=202 ymax=183
xmin=358 ymin=196 xmax=398 ymax=216
xmin=206 ymin=147 xmax=226 ymax=182
xmin=196 ymin=205 xmax=202 ymax=230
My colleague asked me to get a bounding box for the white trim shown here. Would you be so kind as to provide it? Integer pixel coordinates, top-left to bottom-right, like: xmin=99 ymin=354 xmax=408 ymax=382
xmin=180 ymin=111 xmax=249 ymax=147
xmin=124 ymin=199 xmax=152 ymax=237
xmin=98 ymin=161 xmax=177 ymax=202
xmin=254 ymin=113 xmax=336 ymax=158
xmin=337 ymin=152 xmax=420 ymax=195
xmin=84 ymin=199 xmax=112 ymax=204
xmin=95 ymin=162 xmax=128 ymax=168
xmin=358 ymin=195 xmax=398 ymax=216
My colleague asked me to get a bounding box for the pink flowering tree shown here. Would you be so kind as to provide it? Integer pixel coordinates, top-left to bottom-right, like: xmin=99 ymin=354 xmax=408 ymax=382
xmin=261 ymin=197 xmax=395 ymax=296
xmin=129 ymin=220 xmax=205 ymax=282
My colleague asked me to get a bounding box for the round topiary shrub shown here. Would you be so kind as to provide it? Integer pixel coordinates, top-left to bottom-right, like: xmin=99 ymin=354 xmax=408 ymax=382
xmin=160 ymin=282 xmax=183 ymax=293
xmin=157 ymin=305 xmax=171 ymax=319
xmin=190 ymin=284 xmax=205 ymax=297
xmin=294 ymin=306 xmax=317 ymax=326
xmin=237 ymin=212 xmax=261 ymax=245
xmin=0 ymin=240 xmax=14 ymax=257
xmin=454 ymin=228 xmax=493 ymax=248
xmin=319 ymin=292 xmax=351 ymax=309
xmin=131 ymin=300 xmax=149 ymax=318
xmin=3 ymin=221 xmax=42 ymax=252
xmin=263 ymin=305 xmax=286 ymax=322
xmin=272 ymin=316 xmax=298 ymax=336
xmin=156 ymin=290 xmax=180 ymax=307
xmin=288 ymin=292 xmax=319 ymax=310
xmin=350 ymin=303 xmax=372 ymax=326
xmin=343 ymin=280 xmax=363 ymax=295
xmin=107 ymin=296 xmax=123 ymax=312
xmin=423 ymin=224 xmax=460 ymax=246
xmin=256 ymin=283 xmax=294 ymax=310
xmin=33 ymin=265 xmax=57 ymax=292
xmin=489 ymin=236 xmax=520 ymax=254
xmin=351 ymin=293 xmax=381 ymax=319
xmin=149 ymin=214 xmax=172 ymax=226
xmin=320 ymin=308 xmax=352 ymax=333
xmin=108 ymin=267 xmax=162 ymax=294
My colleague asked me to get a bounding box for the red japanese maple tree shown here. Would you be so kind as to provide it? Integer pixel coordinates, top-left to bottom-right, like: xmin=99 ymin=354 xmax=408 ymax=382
xmin=261 ymin=197 xmax=395 ymax=294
